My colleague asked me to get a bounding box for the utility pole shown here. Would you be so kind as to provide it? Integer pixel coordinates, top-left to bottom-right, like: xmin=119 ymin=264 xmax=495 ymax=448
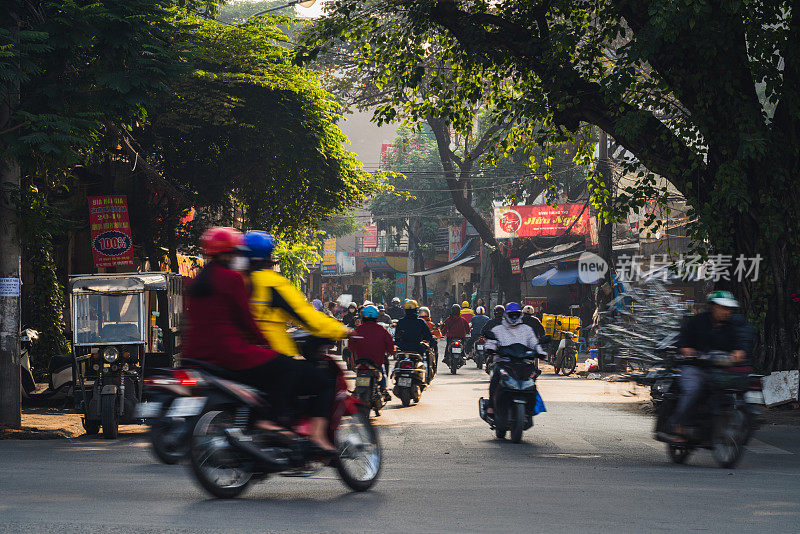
xmin=595 ymin=130 xmax=615 ymax=372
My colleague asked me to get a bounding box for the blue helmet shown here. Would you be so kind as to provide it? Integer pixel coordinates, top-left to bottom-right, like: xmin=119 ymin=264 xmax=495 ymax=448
xmin=504 ymin=302 xmax=522 ymax=313
xmin=504 ymin=302 xmax=523 ymax=325
xmin=244 ymin=231 xmax=275 ymax=261
xmin=362 ymin=305 xmax=379 ymax=319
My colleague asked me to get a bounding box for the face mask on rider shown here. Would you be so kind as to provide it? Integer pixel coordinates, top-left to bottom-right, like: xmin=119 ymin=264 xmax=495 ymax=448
xmin=229 ymin=255 xmax=250 ymax=272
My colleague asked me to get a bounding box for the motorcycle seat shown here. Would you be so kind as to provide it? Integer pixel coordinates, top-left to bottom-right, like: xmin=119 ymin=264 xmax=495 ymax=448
xmin=181 ymin=358 xmax=243 ymax=382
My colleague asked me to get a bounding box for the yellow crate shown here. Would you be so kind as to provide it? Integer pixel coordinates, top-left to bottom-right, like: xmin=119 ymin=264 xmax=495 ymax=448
xmin=542 ymin=314 xmax=581 ymax=339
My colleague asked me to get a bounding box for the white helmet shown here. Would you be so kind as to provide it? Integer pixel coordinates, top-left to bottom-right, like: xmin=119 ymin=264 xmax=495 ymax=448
xmin=391 ymin=297 xmax=401 ymax=305
xmin=523 ymin=305 xmax=535 ymax=315
xmin=475 ymin=306 xmax=485 ymax=315
xmin=418 ymin=306 xmax=430 ymax=317
xmin=363 ymin=300 xmax=373 ymax=306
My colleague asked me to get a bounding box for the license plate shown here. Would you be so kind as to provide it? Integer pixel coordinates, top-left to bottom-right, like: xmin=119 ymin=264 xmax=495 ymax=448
xmin=452 ymin=347 xmax=462 ymax=353
xmin=166 ymin=397 xmax=206 ymax=418
xmin=135 ymin=401 xmax=162 ymax=419
xmin=355 ymin=376 xmax=371 ymax=387
xmin=744 ymin=391 xmax=764 ymax=404
xmin=476 ymin=345 xmax=484 ymax=351
xmin=398 ymin=377 xmax=412 ymax=387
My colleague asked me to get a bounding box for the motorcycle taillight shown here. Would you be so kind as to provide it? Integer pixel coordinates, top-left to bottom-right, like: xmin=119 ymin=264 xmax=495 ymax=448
xmin=173 ymin=369 xmax=203 ymax=387
xmin=453 ymin=340 xmax=461 ymax=346
xmin=399 ymin=360 xmax=413 ymax=369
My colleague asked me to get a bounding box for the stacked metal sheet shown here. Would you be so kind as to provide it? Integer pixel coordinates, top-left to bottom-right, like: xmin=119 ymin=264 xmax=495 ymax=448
xmin=596 ymin=279 xmax=689 ymax=370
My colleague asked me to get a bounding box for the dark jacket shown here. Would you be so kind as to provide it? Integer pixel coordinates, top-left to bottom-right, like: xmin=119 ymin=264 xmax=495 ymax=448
xmin=394 ymin=308 xmax=434 ymax=352
xmin=481 ymin=317 xmax=502 ymax=337
xmin=377 ymin=311 xmax=393 ymax=325
xmin=677 ymin=312 xmax=753 ymax=363
xmin=183 ymin=263 xmax=276 ymax=370
xmin=341 ymin=310 xmax=358 ymax=327
xmin=387 ymin=305 xmax=404 ymax=320
xmin=470 ymin=314 xmax=490 ymax=339
xmin=523 ymin=315 xmax=546 ymax=340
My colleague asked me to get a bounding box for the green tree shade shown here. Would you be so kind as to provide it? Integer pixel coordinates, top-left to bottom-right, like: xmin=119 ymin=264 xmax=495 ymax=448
xmin=302 ymin=0 xmax=800 ymax=371
xmin=371 ymin=277 xmax=395 ymax=304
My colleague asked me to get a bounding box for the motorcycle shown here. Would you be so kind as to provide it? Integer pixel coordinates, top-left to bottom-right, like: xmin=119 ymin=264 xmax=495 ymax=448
xmin=553 ymin=329 xmax=578 ymax=376
xmin=136 ymin=367 xmax=205 ymax=464
xmin=392 ymin=351 xmax=427 ymax=407
xmin=184 ymin=333 xmax=381 ymax=498
xmin=342 ymin=337 xmax=354 ymax=370
xmin=353 ymin=359 xmax=387 ymax=417
xmin=472 ymin=336 xmax=487 ymax=369
xmin=444 ymin=338 xmax=466 ymax=374
xmin=478 ymin=338 xmax=549 ymax=443
xmin=648 ymin=351 xmax=763 ymax=468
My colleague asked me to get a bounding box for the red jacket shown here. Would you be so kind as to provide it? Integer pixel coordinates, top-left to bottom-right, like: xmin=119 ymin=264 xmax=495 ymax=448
xmin=183 ymin=263 xmax=277 ymax=370
xmin=442 ymin=314 xmax=471 ymax=338
xmin=349 ymin=320 xmax=395 ymax=368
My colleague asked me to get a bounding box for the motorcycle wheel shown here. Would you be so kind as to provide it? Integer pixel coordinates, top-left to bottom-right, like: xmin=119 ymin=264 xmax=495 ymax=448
xmin=101 ymin=395 xmax=119 ymax=439
xmin=150 ymin=419 xmax=187 ymax=464
xmin=449 ymin=361 xmax=457 ymax=374
xmin=82 ymin=418 xmax=100 ymax=435
xmin=712 ymin=412 xmax=744 ymax=469
xmin=398 ymin=388 xmax=411 ymax=407
xmin=495 ymin=426 xmax=506 ymax=439
xmin=411 ymin=384 xmax=421 ymax=403
xmin=667 ymin=444 xmax=692 ymax=464
xmin=189 ymin=410 xmax=252 ymax=499
xmin=510 ymin=403 xmax=525 ymax=443
xmin=561 ymin=350 xmax=577 ymax=376
xmin=335 ymin=412 xmax=381 ymax=492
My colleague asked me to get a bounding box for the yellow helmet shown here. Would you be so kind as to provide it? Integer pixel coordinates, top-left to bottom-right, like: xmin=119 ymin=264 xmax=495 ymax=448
xmin=404 ymin=299 xmax=419 ymax=310
xmin=461 ymin=301 xmax=470 ymax=308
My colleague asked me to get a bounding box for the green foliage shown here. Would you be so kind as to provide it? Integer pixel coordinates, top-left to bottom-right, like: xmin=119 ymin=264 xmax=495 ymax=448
xmin=370 ymin=276 xmax=395 ymax=304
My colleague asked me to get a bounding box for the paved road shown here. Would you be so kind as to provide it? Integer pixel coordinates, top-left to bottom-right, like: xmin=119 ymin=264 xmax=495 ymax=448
xmin=1 ymin=341 xmax=799 ymax=533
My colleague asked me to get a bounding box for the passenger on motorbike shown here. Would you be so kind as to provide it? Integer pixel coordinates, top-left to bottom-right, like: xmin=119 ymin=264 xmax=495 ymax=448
xmin=184 ymin=228 xmax=333 ymax=451
xmin=418 ymin=306 xmax=442 ymax=366
xmin=668 ymin=290 xmax=753 ymax=443
xmin=341 ymin=302 xmax=359 ymax=327
xmin=394 ymin=300 xmax=435 ymax=374
xmin=376 ymin=304 xmax=393 ymax=325
xmin=484 ymin=302 xmax=546 ymax=415
xmin=481 ymin=305 xmax=507 ymax=337
xmin=522 ymin=305 xmax=546 ymax=339
xmin=349 ymin=305 xmax=394 ymax=401
xmin=244 ymin=230 xmax=348 ymax=452
xmin=460 ymin=301 xmax=475 ymax=323
xmin=442 ymin=303 xmax=471 ymax=353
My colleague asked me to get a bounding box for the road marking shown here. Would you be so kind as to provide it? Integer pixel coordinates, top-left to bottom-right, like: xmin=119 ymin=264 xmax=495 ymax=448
xmin=746 ymin=438 xmax=793 ymax=455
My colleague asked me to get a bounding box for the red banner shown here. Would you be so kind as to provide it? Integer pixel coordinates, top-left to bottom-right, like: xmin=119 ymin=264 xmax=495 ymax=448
xmin=509 ymin=257 xmax=521 ymax=274
xmin=494 ymin=203 xmax=590 ymax=238
xmin=89 ymin=195 xmax=134 ymax=268
xmin=363 ymin=225 xmax=378 ymax=248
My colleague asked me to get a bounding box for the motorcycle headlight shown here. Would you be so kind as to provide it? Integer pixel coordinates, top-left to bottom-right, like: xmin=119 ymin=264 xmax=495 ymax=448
xmin=102 ymin=346 xmax=120 ymax=363
xmin=519 ymin=379 xmax=536 ymax=390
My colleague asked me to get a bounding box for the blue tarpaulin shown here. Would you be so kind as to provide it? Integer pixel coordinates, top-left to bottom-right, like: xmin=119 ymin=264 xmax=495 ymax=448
xmin=530 ymin=267 xmax=596 ymax=286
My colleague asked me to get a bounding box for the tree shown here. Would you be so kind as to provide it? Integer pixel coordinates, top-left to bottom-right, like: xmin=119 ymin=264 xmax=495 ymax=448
xmin=304 ymin=0 xmax=800 ymax=371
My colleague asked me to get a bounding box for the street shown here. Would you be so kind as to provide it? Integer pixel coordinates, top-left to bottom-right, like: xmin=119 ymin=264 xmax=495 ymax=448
xmin=1 ymin=341 xmax=798 ymax=533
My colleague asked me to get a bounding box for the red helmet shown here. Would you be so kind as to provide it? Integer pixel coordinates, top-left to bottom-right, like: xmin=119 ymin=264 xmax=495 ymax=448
xmin=200 ymin=227 xmax=244 ymax=256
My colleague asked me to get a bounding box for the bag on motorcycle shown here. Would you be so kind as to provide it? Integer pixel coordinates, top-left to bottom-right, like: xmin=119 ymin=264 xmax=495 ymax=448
xmin=533 ymin=391 xmax=547 ymax=415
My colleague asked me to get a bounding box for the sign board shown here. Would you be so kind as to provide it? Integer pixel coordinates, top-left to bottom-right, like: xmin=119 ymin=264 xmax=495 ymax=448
xmin=494 ymin=204 xmax=590 ymax=239
xmin=336 ymin=250 xmax=356 ymax=274
xmin=448 ymin=225 xmax=463 ymax=260
xmin=363 ymin=226 xmax=378 ymax=248
xmin=524 ymin=297 xmax=547 ymax=312
xmin=395 ymin=273 xmax=407 ymax=299
xmin=0 ymin=278 xmax=20 ymax=297
xmin=89 ymin=195 xmax=134 ymax=268
xmin=509 ymin=257 xmax=521 ymax=274
xmin=321 ymin=238 xmax=337 ymax=275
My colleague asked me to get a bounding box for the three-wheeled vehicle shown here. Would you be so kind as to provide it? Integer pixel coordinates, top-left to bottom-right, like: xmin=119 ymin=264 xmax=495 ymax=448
xmin=70 ymin=272 xmax=183 ymax=438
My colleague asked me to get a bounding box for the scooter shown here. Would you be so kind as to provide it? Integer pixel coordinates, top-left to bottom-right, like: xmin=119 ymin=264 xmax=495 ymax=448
xmin=479 ymin=338 xmax=549 ymax=443
xmin=392 ymin=351 xmax=427 ymax=407
xmin=472 ymin=336 xmax=487 ymax=369
xmin=444 ymin=338 xmax=466 ymax=374
xmin=353 ymin=359 xmax=388 ymax=417
xmin=184 ymin=333 xmax=381 ymax=498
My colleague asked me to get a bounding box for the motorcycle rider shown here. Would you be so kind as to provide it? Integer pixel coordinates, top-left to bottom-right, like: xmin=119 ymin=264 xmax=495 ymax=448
xmin=349 ymin=304 xmax=394 ymax=402
xmin=469 ymin=306 xmax=490 ymax=356
xmin=419 ymin=306 xmax=442 ymax=372
xmin=668 ymin=290 xmax=753 ymax=443
xmin=442 ymin=303 xmax=471 ymax=366
xmin=376 ymin=304 xmax=393 ymax=325
xmin=484 ymin=302 xmax=547 ymax=416
xmin=387 ymin=297 xmax=404 ymax=320
xmin=460 ymin=300 xmax=475 ymax=323
xmin=394 ymin=299 xmax=435 ymax=378
xmin=183 ymin=227 xmax=335 ymax=453
xmin=341 ymin=302 xmax=359 ymax=327
xmin=522 ymin=305 xmax=546 ymax=339
xmin=482 ymin=305 xmax=507 ymax=336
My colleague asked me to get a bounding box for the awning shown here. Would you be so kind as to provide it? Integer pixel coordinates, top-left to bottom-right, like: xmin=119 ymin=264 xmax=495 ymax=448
xmin=449 ymin=238 xmax=476 ymax=263
xmin=523 ymin=241 xmax=585 ymax=269
xmin=409 ymin=254 xmax=478 ymax=276
xmin=530 ymin=267 xmax=598 ymax=286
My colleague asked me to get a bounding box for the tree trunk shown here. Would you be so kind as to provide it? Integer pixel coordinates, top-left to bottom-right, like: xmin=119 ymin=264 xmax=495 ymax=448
xmin=594 ymin=131 xmax=616 ymax=371
xmin=0 ymin=157 xmax=22 ymax=428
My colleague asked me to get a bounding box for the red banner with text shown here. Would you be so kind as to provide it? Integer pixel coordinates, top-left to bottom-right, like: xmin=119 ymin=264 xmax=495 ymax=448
xmin=89 ymin=195 xmax=134 ymax=268
xmin=494 ymin=203 xmax=590 ymax=238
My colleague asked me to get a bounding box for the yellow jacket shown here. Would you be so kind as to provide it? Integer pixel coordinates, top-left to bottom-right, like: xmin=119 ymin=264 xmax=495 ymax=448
xmin=249 ymin=269 xmax=348 ymax=356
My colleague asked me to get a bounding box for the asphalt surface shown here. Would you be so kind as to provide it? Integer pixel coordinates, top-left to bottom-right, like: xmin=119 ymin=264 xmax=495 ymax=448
xmin=1 ymin=340 xmax=799 ymax=533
